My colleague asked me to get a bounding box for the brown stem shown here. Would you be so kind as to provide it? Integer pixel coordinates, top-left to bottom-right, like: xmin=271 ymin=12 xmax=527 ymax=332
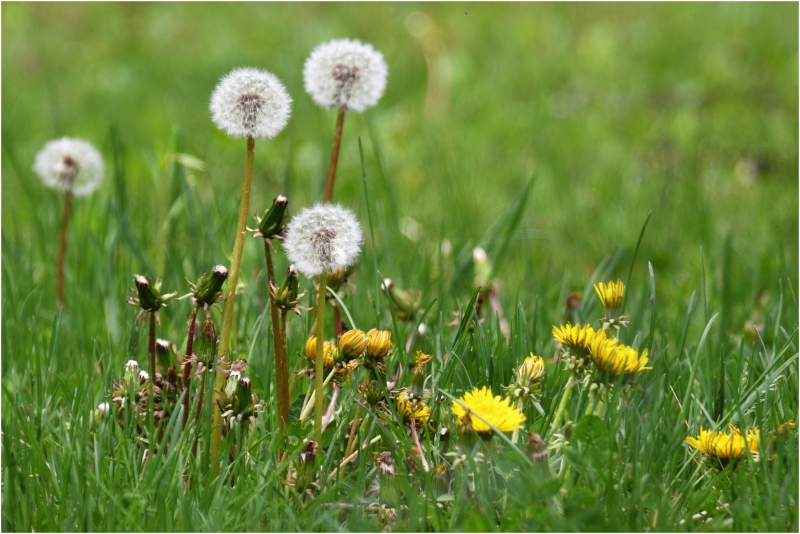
xmin=323 ymin=108 xmax=346 ymax=203
xmin=264 ymin=240 xmax=289 ymax=434
xmin=333 ymin=302 xmax=342 ymax=340
xmin=191 ymin=369 xmax=206 ymax=458
xmin=56 ymin=190 xmax=73 ymax=307
xmin=148 ymin=311 xmax=156 ymax=423
xmin=182 ymin=307 xmax=199 ymax=430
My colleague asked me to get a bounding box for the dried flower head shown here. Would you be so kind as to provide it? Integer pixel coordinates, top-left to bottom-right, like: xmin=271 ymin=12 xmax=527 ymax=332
xmin=210 ymin=67 xmax=292 ymax=139
xmin=283 ymin=203 xmax=363 ymax=278
xmin=303 ymin=38 xmax=388 ymax=111
xmin=33 ymin=137 xmax=104 ymax=196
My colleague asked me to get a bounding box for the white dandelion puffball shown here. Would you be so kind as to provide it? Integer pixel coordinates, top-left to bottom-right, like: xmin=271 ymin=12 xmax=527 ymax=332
xmin=210 ymin=67 xmax=292 ymax=139
xmin=303 ymin=39 xmax=388 ymax=112
xmin=283 ymin=203 xmax=364 ymax=278
xmin=33 ymin=137 xmax=104 ymax=197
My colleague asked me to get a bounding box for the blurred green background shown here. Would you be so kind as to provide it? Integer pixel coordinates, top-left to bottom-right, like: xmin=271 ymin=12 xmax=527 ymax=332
xmin=3 ymin=2 xmax=798 ymax=321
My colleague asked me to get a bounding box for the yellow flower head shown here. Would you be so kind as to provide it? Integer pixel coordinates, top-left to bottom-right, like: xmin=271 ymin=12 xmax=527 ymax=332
xmin=338 ymin=328 xmax=369 ymax=359
xmin=396 ymin=390 xmax=430 ymax=426
xmin=587 ymin=336 xmax=650 ymax=378
xmin=552 ymin=323 xmax=599 ymax=354
xmin=414 ymin=350 xmax=433 ymax=371
xmin=517 ymin=354 xmax=545 ymax=386
xmin=366 ymin=328 xmax=393 ymax=358
xmin=451 ymin=386 xmax=525 ymax=435
xmin=304 ymin=336 xmax=338 ymax=369
xmin=686 ymin=424 xmax=760 ymax=459
xmin=594 ymin=279 xmax=624 ymax=311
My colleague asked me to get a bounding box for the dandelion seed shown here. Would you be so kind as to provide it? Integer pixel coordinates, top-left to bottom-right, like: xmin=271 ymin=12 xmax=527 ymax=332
xmin=210 ymin=67 xmax=292 ymax=139
xmin=303 ymin=39 xmax=388 ymax=112
xmin=283 ymin=203 xmax=363 ymax=278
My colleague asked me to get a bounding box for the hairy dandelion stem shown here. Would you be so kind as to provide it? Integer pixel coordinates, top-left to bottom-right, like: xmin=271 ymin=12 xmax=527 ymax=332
xmin=264 ymin=241 xmax=289 ymax=434
xmin=56 ymin=190 xmax=73 ymax=307
xmin=211 ymin=136 xmax=256 ymax=472
xmin=314 ymin=274 xmax=328 ymax=444
xmin=323 ymin=108 xmax=346 ymax=202
xmin=182 ymin=307 xmax=198 ymax=430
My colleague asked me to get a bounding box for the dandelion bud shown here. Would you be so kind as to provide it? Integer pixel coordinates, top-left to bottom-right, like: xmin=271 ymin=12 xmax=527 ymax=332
xmin=234 ymin=377 xmax=254 ymax=415
xmin=192 ymin=266 xmax=229 ymax=307
xmin=194 ymin=318 xmax=218 ymax=366
xmin=366 ymin=329 xmax=393 ymax=358
xmin=382 ymin=278 xmax=421 ymax=321
xmin=270 ymin=265 xmax=303 ymax=312
xmin=296 ymin=439 xmax=318 ymax=490
xmin=376 ymin=451 xmax=400 ymax=507
xmin=127 ymin=275 xmax=177 ymax=312
xmin=366 ymin=380 xmax=384 ymax=406
xmin=155 ymin=339 xmax=174 ymax=371
xmin=457 ymin=412 xmax=478 ymax=453
xmin=138 ymin=370 xmax=150 ymax=385
xmin=256 ymin=196 xmax=289 ymax=240
xmin=225 ymin=371 xmax=241 ymax=399
xmin=304 ymin=337 xmax=338 ymax=368
xmin=124 ymin=360 xmax=140 ymax=385
xmin=338 ymin=328 xmax=368 ymax=359
xmin=427 ymin=465 xmax=450 ymax=499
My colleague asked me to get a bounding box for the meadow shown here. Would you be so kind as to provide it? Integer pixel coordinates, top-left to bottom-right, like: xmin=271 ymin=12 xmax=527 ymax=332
xmin=1 ymin=3 xmax=798 ymax=532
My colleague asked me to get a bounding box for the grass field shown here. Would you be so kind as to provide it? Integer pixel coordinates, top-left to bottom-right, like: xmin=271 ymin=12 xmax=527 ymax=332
xmin=2 ymin=3 xmax=798 ymax=531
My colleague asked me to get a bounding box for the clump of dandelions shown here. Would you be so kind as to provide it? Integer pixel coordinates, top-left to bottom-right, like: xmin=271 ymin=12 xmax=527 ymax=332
xmin=283 ymin=203 xmax=363 ymax=444
xmin=33 ymin=137 xmax=105 ymax=307
xmin=303 ymin=39 xmax=388 ymax=202
xmin=283 ymin=203 xmax=364 ymax=278
xmin=210 ymin=67 xmax=292 ymax=139
xmin=303 ymin=38 xmax=388 ymax=112
xmin=208 ymin=66 xmax=292 ymax=471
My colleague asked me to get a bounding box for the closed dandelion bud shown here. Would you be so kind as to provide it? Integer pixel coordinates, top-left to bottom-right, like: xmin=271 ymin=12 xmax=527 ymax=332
xmin=193 ymin=265 xmax=229 ymax=307
xmin=366 ymin=329 xmax=392 ymax=358
xmin=428 ymin=465 xmax=450 ymax=499
xmin=124 ymin=360 xmax=141 ymax=384
xmin=458 ymin=414 xmax=478 ymax=453
xmin=271 ymin=265 xmax=301 ymax=310
xmin=410 ymin=368 xmax=426 ymax=401
xmin=256 ymin=196 xmax=289 ymax=239
xmin=234 ymin=377 xmax=253 ymax=415
xmin=304 ymin=337 xmax=338 ymax=367
xmin=366 ymin=380 xmax=384 ymax=406
xmin=296 ymin=439 xmax=318 ymax=490
xmin=377 ymin=451 xmax=400 ymax=507
xmin=194 ymin=318 xmax=218 ymax=366
xmin=155 ymin=339 xmax=174 ymax=371
xmin=127 ymin=275 xmax=177 ymax=312
xmin=338 ymin=328 xmax=368 ymax=359
xmin=225 ymin=370 xmax=241 ymax=399
xmin=382 ymin=278 xmax=420 ymax=321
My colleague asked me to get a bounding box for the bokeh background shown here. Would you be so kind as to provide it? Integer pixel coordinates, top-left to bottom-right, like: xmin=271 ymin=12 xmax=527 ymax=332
xmin=2 ymin=2 xmax=798 ymax=335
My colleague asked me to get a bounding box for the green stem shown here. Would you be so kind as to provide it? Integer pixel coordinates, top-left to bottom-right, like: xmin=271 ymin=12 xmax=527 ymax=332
xmin=551 ymin=375 xmax=576 ymax=434
xmin=56 ymin=190 xmax=73 ymax=308
xmin=314 ymin=274 xmax=328 ymax=444
xmin=264 ymin=241 xmax=289 ymax=435
xmin=323 ymin=108 xmax=346 ymax=203
xmin=182 ymin=307 xmax=198 ymax=430
xmin=211 ymin=136 xmax=256 ymax=474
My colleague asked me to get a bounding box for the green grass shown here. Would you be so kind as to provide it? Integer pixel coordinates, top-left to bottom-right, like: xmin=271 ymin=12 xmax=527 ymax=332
xmin=2 ymin=2 xmax=798 ymax=531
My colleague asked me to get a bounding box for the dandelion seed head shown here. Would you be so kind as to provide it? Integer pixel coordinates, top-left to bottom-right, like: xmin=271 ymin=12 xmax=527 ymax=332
xmin=33 ymin=137 xmax=104 ymax=196
xmin=283 ymin=203 xmax=363 ymax=278
xmin=210 ymin=67 xmax=292 ymax=139
xmin=139 ymin=370 xmax=150 ymax=381
xmin=125 ymin=360 xmax=140 ymax=372
xmin=303 ymin=39 xmax=388 ymax=112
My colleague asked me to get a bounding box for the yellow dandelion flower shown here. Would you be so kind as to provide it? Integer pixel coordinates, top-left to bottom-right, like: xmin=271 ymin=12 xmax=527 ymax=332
xmin=552 ymin=323 xmax=598 ymax=353
xmin=686 ymin=424 xmax=760 ymax=459
xmin=451 ymin=386 xmax=525 ymax=435
xmin=304 ymin=337 xmax=338 ymax=369
xmin=587 ymin=336 xmax=649 ymax=378
xmin=414 ymin=350 xmax=433 ymax=371
xmin=397 ymin=390 xmax=430 ymax=425
xmin=366 ymin=328 xmax=393 ymax=358
xmin=338 ymin=328 xmax=369 ymax=359
xmin=594 ymin=279 xmax=624 ymax=310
